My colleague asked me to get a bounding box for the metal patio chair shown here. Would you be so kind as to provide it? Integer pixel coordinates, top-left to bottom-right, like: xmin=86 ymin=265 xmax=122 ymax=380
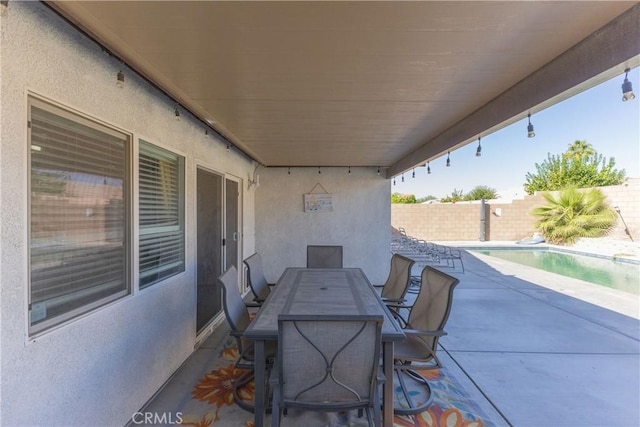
xmin=434 ymin=244 xmax=465 ymax=273
xmin=243 ymin=252 xmax=276 ymax=305
xmin=392 ymin=266 xmax=460 ymax=415
xmin=219 ymin=266 xmax=276 ymax=413
xmin=374 ymin=253 xmax=415 ymax=321
xmin=306 ymin=245 xmax=343 ymax=268
xmin=270 ymin=314 xmax=384 ymax=426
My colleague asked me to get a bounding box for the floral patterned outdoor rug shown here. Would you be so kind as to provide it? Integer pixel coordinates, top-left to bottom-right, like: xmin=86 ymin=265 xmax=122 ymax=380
xmin=176 ymin=336 xmax=496 ymax=427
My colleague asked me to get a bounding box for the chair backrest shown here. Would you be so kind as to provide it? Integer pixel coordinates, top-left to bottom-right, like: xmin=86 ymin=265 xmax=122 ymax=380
xmin=276 ymin=314 xmax=382 ymax=411
xmin=218 ymin=266 xmax=251 ymax=352
xmin=306 ymin=245 xmax=343 ymax=268
xmin=380 ymin=254 xmax=415 ymax=301
xmin=406 ymin=266 xmax=459 ymax=352
xmin=243 ymin=252 xmax=270 ymax=301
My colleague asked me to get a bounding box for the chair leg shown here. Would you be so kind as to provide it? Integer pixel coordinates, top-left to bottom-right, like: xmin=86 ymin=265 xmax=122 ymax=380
xmin=270 ymin=389 xmax=281 ymax=427
xmin=393 ymin=368 xmax=433 ymax=416
xmin=233 ymin=369 xmax=257 ymax=413
xmin=372 ymin=390 xmax=382 ymax=426
xmin=233 ymin=365 xmax=274 ymax=414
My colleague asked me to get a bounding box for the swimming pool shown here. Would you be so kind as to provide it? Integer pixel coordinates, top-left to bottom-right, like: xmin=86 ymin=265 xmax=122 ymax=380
xmin=471 ymin=248 xmax=639 ymax=295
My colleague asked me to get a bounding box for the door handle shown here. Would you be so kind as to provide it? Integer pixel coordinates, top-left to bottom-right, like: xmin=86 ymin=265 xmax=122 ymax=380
xmin=233 ymin=232 xmax=238 ymax=242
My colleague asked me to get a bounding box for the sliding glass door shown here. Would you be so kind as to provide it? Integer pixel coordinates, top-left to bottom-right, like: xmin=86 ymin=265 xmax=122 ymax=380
xmin=196 ymin=168 xmax=241 ymax=334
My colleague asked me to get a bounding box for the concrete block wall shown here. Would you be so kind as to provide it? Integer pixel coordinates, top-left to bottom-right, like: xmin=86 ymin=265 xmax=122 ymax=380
xmin=392 ymin=179 xmax=639 ymax=242
xmin=601 ymin=178 xmax=639 ymax=241
xmin=486 ymin=194 xmax=546 ymax=241
xmin=392 ymin=203 xmax=482 ymax=241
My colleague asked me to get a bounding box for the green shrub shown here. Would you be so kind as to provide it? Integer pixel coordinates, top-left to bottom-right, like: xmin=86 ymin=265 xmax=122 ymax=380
xmin=391 ymin=193 xmax=417 ymax=204
xmin=532 ymin=187 xmax=617 ymax=245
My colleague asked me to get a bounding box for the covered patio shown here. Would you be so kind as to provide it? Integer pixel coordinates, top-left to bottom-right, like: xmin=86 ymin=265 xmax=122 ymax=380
xmin=138 ymin=247 xmax=640 ymax=426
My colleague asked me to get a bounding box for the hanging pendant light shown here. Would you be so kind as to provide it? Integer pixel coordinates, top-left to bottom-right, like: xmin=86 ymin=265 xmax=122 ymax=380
xmin=527 ymin=113 xmax=535 ymax=138
xmin=476 ymin=137 xmax=482 ymax=157
xmin=116 ymin=70 xmax=125 ymax=88
xmin=446 ymin=151 xmax=451 ymax=167
xmin=622 ymin=68 xmax=636 ymax=101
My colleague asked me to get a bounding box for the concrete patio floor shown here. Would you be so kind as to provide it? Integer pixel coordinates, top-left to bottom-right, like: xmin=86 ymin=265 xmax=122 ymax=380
xmin=435 ymin=247 xmax=640 ymax=427
xmin=138 ymin=244 xmax=639 ymax=427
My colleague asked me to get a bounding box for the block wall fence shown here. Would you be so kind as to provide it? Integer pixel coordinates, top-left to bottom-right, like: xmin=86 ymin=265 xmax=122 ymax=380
xmin=391 ymin=178 xmax=639 ymax=242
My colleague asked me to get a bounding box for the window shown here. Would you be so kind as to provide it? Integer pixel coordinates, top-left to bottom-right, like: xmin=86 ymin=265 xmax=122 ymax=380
xmin=28 ymin=97 xmax=131 ymax=335
xmin=139 ymin=141 xmax=185 ymax=289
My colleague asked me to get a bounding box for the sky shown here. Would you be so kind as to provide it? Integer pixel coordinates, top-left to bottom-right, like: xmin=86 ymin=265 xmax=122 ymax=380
xmin=391 ymin=68 xmax=640 ymax=200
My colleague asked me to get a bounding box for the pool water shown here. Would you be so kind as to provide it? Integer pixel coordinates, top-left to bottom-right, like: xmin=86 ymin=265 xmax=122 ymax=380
xmin=472 ymin=249 xmax=640 ymax=295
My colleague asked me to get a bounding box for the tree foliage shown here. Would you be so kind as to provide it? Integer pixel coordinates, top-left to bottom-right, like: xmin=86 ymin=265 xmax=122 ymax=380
xmin=524 ymin=141 xmax=625 ymax=195
xmin=391 ymin=193 xmax=417 ymax=204
xmin=440 ymin=186 xmax=498 ymax=203
xmin=464 ymin=185 xmax=498 ymax=201
xmin=563 ymin=140 xmax=596 ymax=162
xmin=440 ymin=189 xmax=464 ymax=203
xmin=532 ymin=187 xmax=617 ymax=245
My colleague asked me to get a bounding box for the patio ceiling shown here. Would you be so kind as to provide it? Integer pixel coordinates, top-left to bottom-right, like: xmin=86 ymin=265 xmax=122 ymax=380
xmin=47 ymin=1 xmax=640 ymax=177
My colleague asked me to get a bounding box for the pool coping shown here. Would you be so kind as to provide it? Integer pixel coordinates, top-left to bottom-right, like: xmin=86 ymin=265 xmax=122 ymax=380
xmin=442 ymin=241 xmax=640 ymax=265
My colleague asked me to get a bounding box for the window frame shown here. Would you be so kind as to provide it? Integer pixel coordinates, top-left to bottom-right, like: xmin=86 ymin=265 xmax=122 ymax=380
xmin=27 ymin=95 xmax=132 ymax=336
xmin=138 ymin=139 xmax=186 ymax=289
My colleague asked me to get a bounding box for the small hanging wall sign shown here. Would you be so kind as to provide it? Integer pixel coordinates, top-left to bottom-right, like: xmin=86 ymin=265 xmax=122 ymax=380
xmin=304 ymin=183 xmax=333 ymax=212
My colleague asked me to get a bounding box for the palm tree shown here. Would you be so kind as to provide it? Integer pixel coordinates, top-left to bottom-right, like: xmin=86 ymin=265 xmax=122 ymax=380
xmin=533 ymin=187 xmax=617 ymax=245
xmin=563 ymin=140 xmax=596 ymax=162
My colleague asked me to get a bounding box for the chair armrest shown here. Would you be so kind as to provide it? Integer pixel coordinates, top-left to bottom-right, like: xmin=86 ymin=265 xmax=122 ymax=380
xmin=384 ymin=301 xmax=411 ymax=310
xmin=382 ymin=297 xmax=406 ymax=303
xmin=385 ymin=305 xmax=409 ymax=327
xmin=402 ymin=328 xmax=447 ymax=338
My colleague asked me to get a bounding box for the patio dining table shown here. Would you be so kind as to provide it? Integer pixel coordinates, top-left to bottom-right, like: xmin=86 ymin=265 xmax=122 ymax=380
xmin=244 ymin=267 xmax=406 ymax=427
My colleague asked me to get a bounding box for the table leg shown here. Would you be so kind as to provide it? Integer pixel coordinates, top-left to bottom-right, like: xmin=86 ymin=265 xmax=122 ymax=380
xmin=383 ymin=341 xmax=394 ymax=427
xmin=253 ymin=339 xmax=265 ymax=427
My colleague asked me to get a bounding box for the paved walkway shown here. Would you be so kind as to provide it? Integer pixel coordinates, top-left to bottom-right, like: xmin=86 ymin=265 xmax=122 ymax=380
xmin=434 ymin=248 xmax=640 ymax=426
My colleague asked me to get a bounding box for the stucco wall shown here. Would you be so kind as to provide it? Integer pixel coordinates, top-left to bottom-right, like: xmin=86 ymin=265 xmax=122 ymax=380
xmin=255 ymin=167 xmax=391 ymax=285
xmin=392 ymin=179 xmax=640 ymax=242
xmin=0 ymin=3 xmax=256 ymax=425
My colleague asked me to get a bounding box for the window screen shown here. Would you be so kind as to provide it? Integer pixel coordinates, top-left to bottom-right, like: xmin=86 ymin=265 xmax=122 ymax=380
xmin=139 ymin=141 xmax=185 ymax=289
xmin=28 ymin=98 xmax=131 ymax=334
